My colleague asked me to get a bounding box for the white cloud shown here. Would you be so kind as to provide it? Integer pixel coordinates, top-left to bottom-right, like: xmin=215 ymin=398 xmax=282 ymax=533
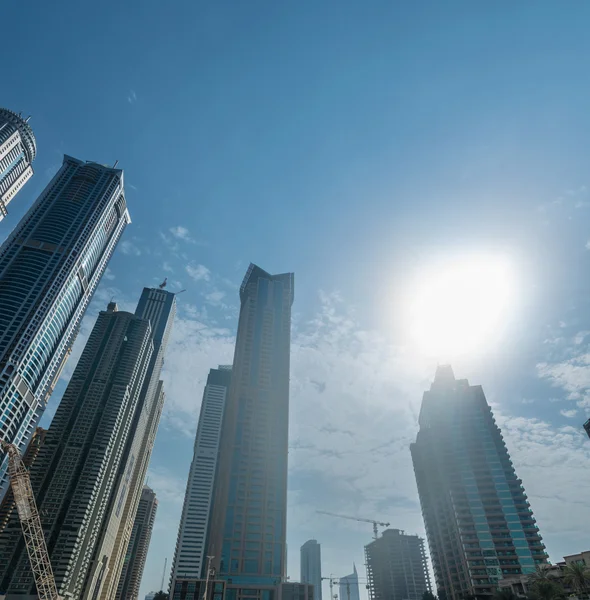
xmin=163 ymin=262 xmax=173 ymax=273
xmin=561 ymin=409 xmax=578 ymax=418
xmin=120 ymin=240 xmax=141 ymax=256
xmin=127 ymin=90 xmax=137 ymax=104
xmin=169 ymin=226 xmax=194 ymax=243
xmin=204 ymin=290 xmax=226 ymax=305
xmin=185 ymin=263 xmax=210 ymax=282
xmin=104 ymin=267 xmax=115 ymax=281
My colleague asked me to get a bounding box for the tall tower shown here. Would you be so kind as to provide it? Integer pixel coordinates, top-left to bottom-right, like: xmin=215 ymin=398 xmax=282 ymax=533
xmin=410 ymin=366 xmax=546 ymax=600
xmin=207 ymin=264 xmax=294 ymax=600
xmin=300 ymin=540 xmax=322 ymax=600
xmin=88 ymin=287 xmax=176 ymax=600
xmin=365 ymin=529 xmax=431 ymax=600
xmin=116 ymin=486 xmax=158 ymax=600
xmin=0 ymin=154 xmax=129 ymax=496
xmin=0 ymin=301 xmax=153 ymax=599
xmin=170 ymin=366 xmax=232 ymax=592
xmin=0 ymin=108 xmax=36 ymax=220
xmin=339 ymin=565 xmax=360 ymax=600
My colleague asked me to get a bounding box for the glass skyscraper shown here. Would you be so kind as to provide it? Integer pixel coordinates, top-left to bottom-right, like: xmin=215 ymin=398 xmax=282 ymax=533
xmin=339 ymin=565 xmax=360 ymax=600
xmin=170 ymin=366 xmax=232 ymax=590
xmin=0 ymin=108 xmax=36 ymax=220
xmin=0 ymin=300 xmax=153 ymax=599
xmin=207 ymin=264 xmax=294 ymax=600
xmin=0 ymin=154 xmax=129 ymax=497
xmin=300 ymin=540 xmax=322 ymax=600
xmin=92 ymin=287 xmax=176 ymax=600
xmin=410 ymin=366 xmax=546 ymax=600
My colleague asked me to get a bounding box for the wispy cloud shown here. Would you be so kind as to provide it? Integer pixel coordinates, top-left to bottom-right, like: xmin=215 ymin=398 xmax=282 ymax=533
xmin=204 ymin=290 xmax=226 ymax=305
xmin=127 ymin=90 xmax=137 ymax=104
xmin=169 ymin=226 xmax=194 ymax=243
xmin=163 ymin=262 xmax=174 ymax=273
xmin=120 ymin=240 xmax=142 ymax=256
xmin=104 ymin=267 xmax=115 ymax=281
xmin=185 ymin=263 xmax=210 ymax=282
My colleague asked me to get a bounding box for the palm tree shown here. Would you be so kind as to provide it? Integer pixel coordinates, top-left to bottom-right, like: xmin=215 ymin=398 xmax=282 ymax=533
xmin=527 ymin=580 xmax=565 ymax=600
xmin=563 ymin=562 xmax=590 ymax=597
xmin=529 ymin=565 xmax=554 ymax=584
xmin=153 ymin=592 xmax=168 ymax=600
xmin=494 ymin=588 xmax=520 ymax=600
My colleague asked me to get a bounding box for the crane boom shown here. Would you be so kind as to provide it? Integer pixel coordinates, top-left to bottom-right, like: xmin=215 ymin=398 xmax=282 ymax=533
xmin=1 ymin=440 xmax=60 ymax=600
xmin=316 ymin=510 xmax=390 ymax=539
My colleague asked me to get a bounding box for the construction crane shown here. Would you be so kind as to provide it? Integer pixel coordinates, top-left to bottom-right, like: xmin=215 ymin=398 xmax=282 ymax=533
xmin=316 ymin=510 xmax=390 ymax=540
xmin=0 ymin=440 xmax=60 ymax=599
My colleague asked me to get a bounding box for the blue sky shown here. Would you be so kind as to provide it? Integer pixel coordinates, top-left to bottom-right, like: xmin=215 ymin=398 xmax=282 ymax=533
xmin=3 ymin=1 xmax=590 ymax=597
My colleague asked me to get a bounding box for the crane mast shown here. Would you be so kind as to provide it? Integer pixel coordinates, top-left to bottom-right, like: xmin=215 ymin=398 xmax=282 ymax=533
xmin=1 ymin=440 xmax=60 ymax=600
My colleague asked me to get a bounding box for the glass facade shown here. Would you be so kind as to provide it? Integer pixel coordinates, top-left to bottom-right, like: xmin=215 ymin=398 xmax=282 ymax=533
xmin=0 ymin=108 xmax=36 ymax=220
xmin=207 ymin=264 xmax=294 ymax=600
xmin=300 ymin=540 xmax=322 ymax=600
xmin=0 ymin=154 xmax=129 ymax=497
xmin=410 ymin=366 xmax=547 ymax=600
xmin=170 ymin=366 xmax=232 ymax=589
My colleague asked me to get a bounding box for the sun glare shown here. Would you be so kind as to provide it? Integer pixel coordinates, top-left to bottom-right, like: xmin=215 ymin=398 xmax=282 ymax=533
xmin=403 ymin=254 xmax=516 ymax=359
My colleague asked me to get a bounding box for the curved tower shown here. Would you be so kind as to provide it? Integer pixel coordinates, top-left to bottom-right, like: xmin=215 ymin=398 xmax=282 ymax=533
xmin=0 ymin=108 xmax=36 ymax=220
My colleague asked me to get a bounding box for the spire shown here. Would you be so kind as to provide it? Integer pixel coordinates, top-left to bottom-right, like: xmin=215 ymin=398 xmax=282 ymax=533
xmin=353 ymin=562 xmax=357 ymax=575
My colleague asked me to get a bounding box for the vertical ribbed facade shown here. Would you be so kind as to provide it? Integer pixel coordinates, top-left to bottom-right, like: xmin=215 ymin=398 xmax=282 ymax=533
xmin=90 ymin=288 xmax=176 ymax=600
xmin=207 ymin=264 xmax=294 ymax=600
xmin=0 ymin=108 xmax=36 ymax=219
xmin=116 ymin=486 xmax=158 ymax=600
xmin=410 ymin=366 xmax=547 ymax=600
xmin=365 ymin=529 xmax=431 ymax=600
xmin=300 ymin=540 xmax=322 ymax=600
xmin=0 ymin=154 xmax=129 ymax=498
xmin=0 ymin=302 xmax=153 ymax=599
xmin=170 ymin=366 xmax=232 ymax=591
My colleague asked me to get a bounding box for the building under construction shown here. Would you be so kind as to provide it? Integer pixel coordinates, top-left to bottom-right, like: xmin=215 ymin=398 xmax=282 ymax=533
xmin=365 ymin=529 xmax=431 ymax=600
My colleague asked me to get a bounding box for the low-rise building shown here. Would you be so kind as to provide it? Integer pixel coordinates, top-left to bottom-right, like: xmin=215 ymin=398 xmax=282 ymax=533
xmin=499 ymin=552 xmax=590 ymax=598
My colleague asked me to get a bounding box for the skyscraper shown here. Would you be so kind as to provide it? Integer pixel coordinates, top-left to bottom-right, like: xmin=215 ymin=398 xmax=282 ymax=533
xmin=339 ymin=565 xmax=360 ymax=600
xmin=0 ymin=154 xmax=129 ymax=497
xmin=170 ymin=366 xmax=232 ymax=591
xmin=300 ymin=540 xmax=322 ymax=600
xmin=207 ymin=264 xmax=294 ymax=600
xmin=410 ymin=366 xmax=546 ymax=600
xmin=116 ymin=486 xmax=158 ymax=600
xmin=0 ymin=108 xmax=36 ymax=220
xmin=365 ymin=529 xmax=431 ymax=600
xmin=90 ymin=287 xmax=176 ymax=600
xmin=0 ymin=301 xmax=153 ymax=599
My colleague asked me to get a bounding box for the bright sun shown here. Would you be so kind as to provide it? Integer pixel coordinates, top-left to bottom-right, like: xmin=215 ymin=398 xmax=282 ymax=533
xmin=403 ymin=254 xmax=516 ymax=359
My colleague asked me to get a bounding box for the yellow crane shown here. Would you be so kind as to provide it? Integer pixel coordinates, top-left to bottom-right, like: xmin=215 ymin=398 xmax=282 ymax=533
xmin=1 ymin=440 xmax=60 ymax=600
xmin=316 ymin=510 xmax=390 ymax=540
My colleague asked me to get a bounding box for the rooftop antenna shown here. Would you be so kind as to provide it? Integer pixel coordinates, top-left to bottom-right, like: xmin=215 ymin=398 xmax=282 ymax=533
xmin=113 ymin=160 xmax=119 ymax=168
xmin=25 ymin=115 xmax=31 ymax=123
xmin=175 ymin=289 xmax=186 ymax=295
xmin=159 ymin=277 xmax=167 ymax=289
